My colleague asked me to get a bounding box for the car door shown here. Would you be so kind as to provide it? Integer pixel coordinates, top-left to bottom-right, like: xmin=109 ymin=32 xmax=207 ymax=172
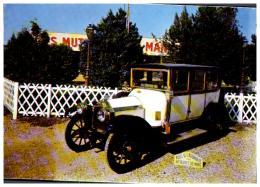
xmin=170 ymin=70 xmax=190 ymax=123
xmin=188 ymin=70 xmax=206 ymax=119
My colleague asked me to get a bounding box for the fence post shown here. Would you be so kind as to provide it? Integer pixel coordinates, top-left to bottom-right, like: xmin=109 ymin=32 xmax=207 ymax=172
xmin=12 ymin=82 xmax=19 ymax=120
xmin=47 ymin=84 xmax=52 ymax=118
xmin=238 ymin=92 xmax=243 ymax=123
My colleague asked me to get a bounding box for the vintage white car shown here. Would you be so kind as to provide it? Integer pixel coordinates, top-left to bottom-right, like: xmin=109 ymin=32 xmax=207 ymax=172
xmin=65 ymin=63 xmax=230 ymax=173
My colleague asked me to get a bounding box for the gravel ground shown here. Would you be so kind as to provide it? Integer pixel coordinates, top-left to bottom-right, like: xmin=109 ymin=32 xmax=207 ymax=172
xmin=3 ymin=112 xmax=256 ymax=183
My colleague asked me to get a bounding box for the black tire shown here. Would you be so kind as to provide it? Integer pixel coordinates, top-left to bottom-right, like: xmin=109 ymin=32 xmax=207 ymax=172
xmin=65 ymin=115 xmax=94 ymax=152
xmin=106 ymin=133 xmax=141 ymax=174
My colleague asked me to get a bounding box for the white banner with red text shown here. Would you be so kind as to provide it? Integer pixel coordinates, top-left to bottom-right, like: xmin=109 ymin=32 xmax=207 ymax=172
xmin=48 ymin=32 xmax=168 ymax=56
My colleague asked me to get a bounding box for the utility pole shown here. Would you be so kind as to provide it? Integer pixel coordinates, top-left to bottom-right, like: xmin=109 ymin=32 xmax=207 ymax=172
xmin=151 ymin=32 xmax=163 ymax=64
xmin=174 ymin=40 xmax=181 ymax=63
xmin=85 ymin=25 xmax=94 ymax=86
xmin=126 ymin=4 xmax=130 ymax=33
xmin=241 ymin=45 xmax=246 ymax=88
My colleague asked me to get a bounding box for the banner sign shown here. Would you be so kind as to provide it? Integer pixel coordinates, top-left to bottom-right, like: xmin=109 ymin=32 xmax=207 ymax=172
xmin=141 ymin=38 xmax=168 ymax=56
xmin=48 ymin=32 xmax=168 ymax=56
xmin=48 ymin=32 xmax=88 ymax=51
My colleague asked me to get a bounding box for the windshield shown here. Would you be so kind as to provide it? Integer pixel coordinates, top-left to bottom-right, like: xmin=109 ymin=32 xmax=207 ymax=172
xmin=131 ymin=68 xmax=170 ymax=90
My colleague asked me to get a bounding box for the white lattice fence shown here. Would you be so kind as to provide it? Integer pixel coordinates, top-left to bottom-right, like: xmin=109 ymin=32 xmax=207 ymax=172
xmin=4 ymin=78 xmax=19 ymax=119
xmin=18 ymin=83 xmax=51 ymax=117
xmin=51 ymin=85 xmax=118 ymax=117
xmin=4 ymin=78 xmax=257 ymax=123
xmin=224 ymin=93 xmax=257 ymax=124
xmin=17 ymin=82 xmax=118 ymax=118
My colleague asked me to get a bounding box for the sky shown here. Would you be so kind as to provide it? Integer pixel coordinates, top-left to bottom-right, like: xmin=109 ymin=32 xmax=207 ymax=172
xmin=3 ymin=3 xmax=256 ymax=44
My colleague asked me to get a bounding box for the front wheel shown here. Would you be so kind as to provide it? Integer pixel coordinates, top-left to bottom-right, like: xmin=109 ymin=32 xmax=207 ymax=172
xmin=106 ymin=133 xmax=141 ymax=174
xmin=65 ymin=115 xmax=94 ymax=152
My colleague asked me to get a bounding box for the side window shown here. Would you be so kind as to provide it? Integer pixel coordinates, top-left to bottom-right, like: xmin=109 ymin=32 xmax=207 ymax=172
xmin=173 ymin=70 xmax=189 ymax=92
xmin=206 ymin=71 xmax=218 ymax=90
xmin=132 ymin=69 xmax=169 ymax=90
xmin=190 ymin=71 xmax=205 ymax=91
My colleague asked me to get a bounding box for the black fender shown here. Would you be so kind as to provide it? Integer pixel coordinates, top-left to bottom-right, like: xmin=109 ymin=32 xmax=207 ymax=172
xmin=112 ymin=91 xmax=130 ymax=99
xmin=111 ymin=115 xmax=152 ymax=134
xmin=201 ymin=102 xmax=231 ymax=129
xmin=109 ymin=115 xmax=160 ymax=147
xmin=204 ymin=102 xmax=230 ymax=120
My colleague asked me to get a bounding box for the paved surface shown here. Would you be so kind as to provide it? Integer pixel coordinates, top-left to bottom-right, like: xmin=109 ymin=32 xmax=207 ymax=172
xmin=4 ymin=113 xmax=256 ymax=183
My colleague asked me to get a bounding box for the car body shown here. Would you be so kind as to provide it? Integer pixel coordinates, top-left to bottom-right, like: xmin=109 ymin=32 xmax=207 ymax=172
xmin=65 ymin=63 xmax=230 ymax=173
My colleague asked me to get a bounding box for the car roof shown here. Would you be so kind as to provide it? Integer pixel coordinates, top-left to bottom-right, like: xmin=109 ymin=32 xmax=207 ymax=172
xmin=132 ymin=63 xmax=219 ymax=70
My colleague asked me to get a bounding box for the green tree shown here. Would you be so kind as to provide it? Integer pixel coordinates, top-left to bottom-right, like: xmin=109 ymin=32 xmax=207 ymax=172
xmin=31 ymin=20 xmax=41 ymax=37
xmin=244 ymin=34 xmax=256 ymax=82
xmin=193 ymin=7 xmax=245 ymax=85
xmin=163 ymin=7 xmax=193 ymax=63
xmin=164 ymin=7 xmax=246 ymax=85
xmin=4 ymin=22 xmax=79 ymax=84
xmin=80 ymin=8 xmax=143 ymax=88
xmin=46 ymin=45 xmax=79 ymax=84
xmin=4 ymin=29 xmax=38 ymax=82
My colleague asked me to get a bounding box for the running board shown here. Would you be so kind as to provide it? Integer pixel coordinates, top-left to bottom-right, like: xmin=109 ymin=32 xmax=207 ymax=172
xmin=166 ymin=128 xmax=208 ymax=145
